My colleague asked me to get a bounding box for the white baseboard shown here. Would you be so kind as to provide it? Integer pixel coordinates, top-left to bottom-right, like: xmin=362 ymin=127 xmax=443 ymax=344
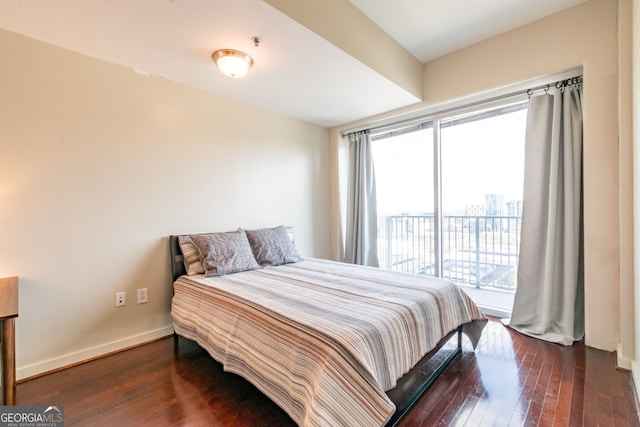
xmin=632 ymin=360 xmax=640 ymax=417
xmin=17 ymin=326 xmax=174 ymax=381
xmin=618 ymin=341 xmax=634 ymax=370
xmin=477 ymin=304 xmax=511 ymax=319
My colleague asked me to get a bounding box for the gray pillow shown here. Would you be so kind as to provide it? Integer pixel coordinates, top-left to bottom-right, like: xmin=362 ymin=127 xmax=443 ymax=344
xmin=188 ymin=230 xmax=260 ymax=277
xmin=245 ymin=226 xmax=303 ymax=267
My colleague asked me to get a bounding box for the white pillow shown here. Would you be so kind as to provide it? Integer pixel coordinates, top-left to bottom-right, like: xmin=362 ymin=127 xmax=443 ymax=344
xmin=177 ymin=235 xmax=205 ymax=275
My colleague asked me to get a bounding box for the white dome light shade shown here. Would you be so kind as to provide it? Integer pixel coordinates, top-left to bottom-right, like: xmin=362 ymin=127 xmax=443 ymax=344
xmin=212 ymin=49 xmax=254 ymax=78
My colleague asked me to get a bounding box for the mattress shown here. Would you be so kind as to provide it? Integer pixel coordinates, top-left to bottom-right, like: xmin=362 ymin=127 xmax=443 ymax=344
xmin=171 ymin=258 xmax=486 ymax=426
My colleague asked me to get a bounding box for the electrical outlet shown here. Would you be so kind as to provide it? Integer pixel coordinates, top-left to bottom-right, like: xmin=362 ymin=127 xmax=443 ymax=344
xmin=115 ymin=292 xmax=126 ymax=307
xmin=137 ymin=288 xmax=148 ymax=304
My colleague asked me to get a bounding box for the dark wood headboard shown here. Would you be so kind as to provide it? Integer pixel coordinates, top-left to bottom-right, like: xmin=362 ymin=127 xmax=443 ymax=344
xmin=169 ymin=235 xmax=186 ymax=282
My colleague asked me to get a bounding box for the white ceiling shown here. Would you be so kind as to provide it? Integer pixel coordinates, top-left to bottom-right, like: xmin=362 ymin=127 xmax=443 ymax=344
xmin=0 ymin=0 xmax=584 ymax=127
xmin=349 ymin=0 xmax=586 ymax=62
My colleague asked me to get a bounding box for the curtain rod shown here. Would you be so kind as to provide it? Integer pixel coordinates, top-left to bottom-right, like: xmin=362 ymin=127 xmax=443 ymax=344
xmin=527 ymin=75 xmax=582 ymax=97
xmin=342 ymin=74 xmax=583 ymax=137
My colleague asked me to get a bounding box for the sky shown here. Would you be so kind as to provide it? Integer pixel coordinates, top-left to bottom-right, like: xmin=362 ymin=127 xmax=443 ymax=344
xmin=372 ymin=108 xmax=527 ymax=215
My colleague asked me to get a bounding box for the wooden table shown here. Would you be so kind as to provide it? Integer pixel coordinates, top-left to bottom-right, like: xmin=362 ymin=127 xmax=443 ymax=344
xmin=0 ymin=277 xmax=18 ymax=405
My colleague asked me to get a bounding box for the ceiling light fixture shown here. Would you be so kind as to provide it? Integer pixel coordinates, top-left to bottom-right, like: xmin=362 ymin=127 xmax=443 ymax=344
xmin=212 ymin=49 xmax=254 ymax=78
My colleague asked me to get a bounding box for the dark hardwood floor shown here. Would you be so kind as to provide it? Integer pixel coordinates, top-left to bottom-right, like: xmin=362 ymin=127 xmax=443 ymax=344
xmin=18 ymin=318 xmax=640 ymax=426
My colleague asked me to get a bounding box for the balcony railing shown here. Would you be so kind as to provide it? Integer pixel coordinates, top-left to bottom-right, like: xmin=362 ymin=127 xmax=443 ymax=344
xmin=378 ymin=214 xmax=521 ymax=291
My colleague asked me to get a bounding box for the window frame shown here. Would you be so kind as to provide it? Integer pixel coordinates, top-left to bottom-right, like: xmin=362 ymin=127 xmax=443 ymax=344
xmin=370 ymin=96 xmax=529 ymax=280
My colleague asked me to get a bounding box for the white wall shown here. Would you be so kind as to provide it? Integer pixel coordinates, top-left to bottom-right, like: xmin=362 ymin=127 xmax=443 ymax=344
xmin=619 ymin=0 xmax=634 ymax=371
xmin=0 ymin=29 xmax=331 ymax=379
xmin=331 ymin=0 xmax=624 ymax=352
xmin=632 ymin=0 xmax=640 ymax=393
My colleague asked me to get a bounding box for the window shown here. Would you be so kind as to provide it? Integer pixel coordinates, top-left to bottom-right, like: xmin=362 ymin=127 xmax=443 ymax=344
xmin=371 ymin=100 xmax=527 ymax=314
xmin=373 ymin=124 xmax=434 ymax=274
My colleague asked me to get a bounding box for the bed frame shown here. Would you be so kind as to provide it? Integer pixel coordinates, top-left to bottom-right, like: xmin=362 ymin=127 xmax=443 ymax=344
xmin=168 ymin=234 xmax=464 ymax=427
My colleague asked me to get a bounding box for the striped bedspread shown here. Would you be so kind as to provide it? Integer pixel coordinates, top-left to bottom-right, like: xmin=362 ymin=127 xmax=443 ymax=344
xmin=171 ymin=258 xmax=486 ymax=426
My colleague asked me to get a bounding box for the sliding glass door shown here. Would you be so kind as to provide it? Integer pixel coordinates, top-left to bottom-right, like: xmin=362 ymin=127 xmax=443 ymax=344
xmin=371 ymin=125 xmax=435 ymax=275
xmin=440 ymin=106 xmax=526 ymax=312
xmin=370 ymin=101 xmax=527 ymax=314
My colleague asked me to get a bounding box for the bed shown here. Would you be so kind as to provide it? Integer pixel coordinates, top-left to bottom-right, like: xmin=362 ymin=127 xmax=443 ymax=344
xmin=169 ymin=226 xmax=486 ymax=426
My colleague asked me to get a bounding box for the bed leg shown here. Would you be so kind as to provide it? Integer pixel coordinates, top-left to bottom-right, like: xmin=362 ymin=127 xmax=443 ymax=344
xmin=173 ymin=332 xmax=179 ymax=355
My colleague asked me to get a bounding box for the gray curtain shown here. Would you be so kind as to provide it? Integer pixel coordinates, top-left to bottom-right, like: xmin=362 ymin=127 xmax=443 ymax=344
xmin=344 ymin=130 xmax=379 ymax=267
xmin=508 ymin=81 xmax=584 ymax=345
